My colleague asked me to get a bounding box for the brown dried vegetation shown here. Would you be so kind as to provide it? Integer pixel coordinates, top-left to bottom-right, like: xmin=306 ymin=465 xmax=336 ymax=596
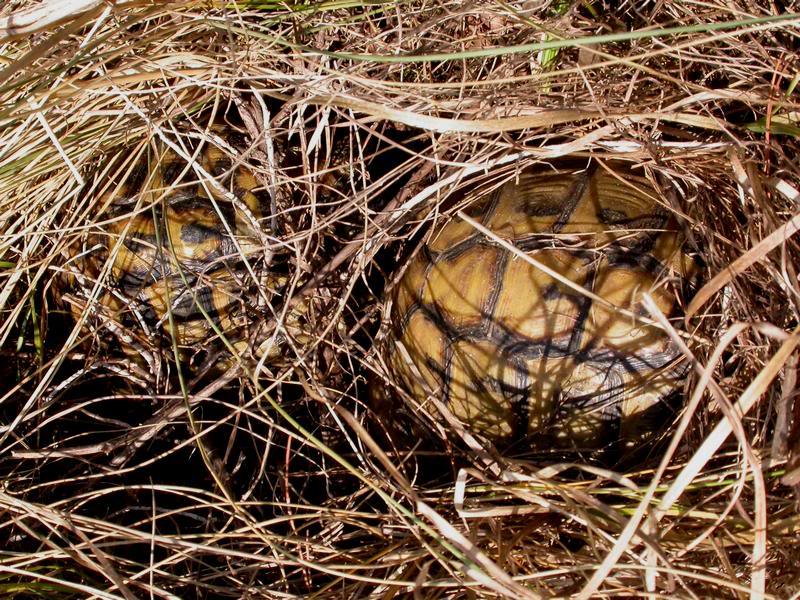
xmin=0 ymin=1 xmax=799 ymax=598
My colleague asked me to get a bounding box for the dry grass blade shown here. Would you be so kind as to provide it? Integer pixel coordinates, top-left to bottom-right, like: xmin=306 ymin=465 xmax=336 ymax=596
xmin=417 ymin=501 xmax=543 ymax=599
xmin=686 ymin=211 xmax=800 ymax=320
xmin=0 ymin=0 xmax=129 ymax=41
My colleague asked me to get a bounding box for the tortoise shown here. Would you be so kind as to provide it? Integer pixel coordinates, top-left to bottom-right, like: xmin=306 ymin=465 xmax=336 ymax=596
xmin=60 ymin=126 xmax=351 ymax=380
xmin=60 ymin=128 xmax=276 ymax=368
xmin=384 ymin=162 xmax=696 ymax=451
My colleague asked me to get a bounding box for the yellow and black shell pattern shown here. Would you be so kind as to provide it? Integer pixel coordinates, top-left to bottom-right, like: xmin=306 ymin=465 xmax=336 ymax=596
xmin=387 ymin=163 xmax=695 ymax=450
xmin=66 ymin=129 xmax=266 ymax=353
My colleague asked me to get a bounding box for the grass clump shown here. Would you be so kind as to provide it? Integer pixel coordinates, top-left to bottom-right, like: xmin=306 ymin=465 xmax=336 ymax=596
xmin=1 ymin=1 xmax=799 ymax=597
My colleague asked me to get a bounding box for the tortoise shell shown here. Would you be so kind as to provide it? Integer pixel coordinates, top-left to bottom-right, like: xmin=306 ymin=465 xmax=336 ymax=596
xmin=386 ymin=163 xmax=695 ymax=450
xmin=65 ymin=129 xmax=266 ymax=353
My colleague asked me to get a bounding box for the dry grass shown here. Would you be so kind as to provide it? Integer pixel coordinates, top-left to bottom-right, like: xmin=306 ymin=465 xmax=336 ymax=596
xmin=1 ymin=0 xmax=800 ymax=598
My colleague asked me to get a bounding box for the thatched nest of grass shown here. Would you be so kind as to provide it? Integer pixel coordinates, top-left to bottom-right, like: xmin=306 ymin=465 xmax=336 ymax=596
xmin=1 ymin=1 xmax=800 ymax=597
